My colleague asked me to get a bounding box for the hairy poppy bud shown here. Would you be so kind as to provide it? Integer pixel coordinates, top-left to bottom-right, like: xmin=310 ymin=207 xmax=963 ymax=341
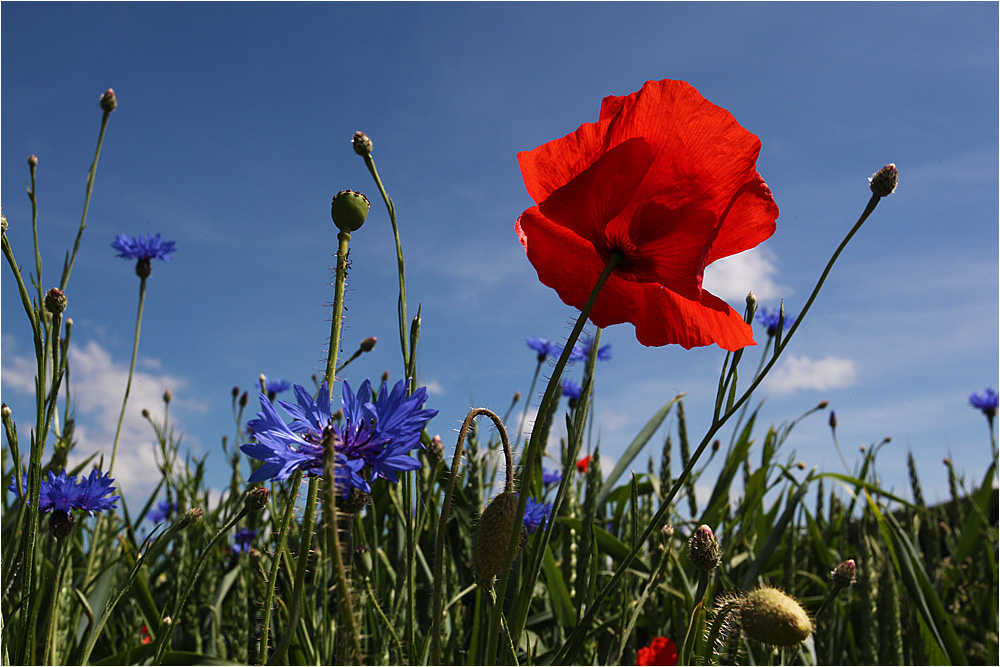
xmin=331 ymin=189 xmax=370 ymax=233
xmin=44 ymin=287 xmax=67 ymax=314
xmin=869 ymin=163 xmax=897 ymax=197
xmin=360 ymin=336 xmax=377 ymax=352
xmin=740 ymin=586 xmax=813 ymax=647
xmin=688 ymin=524 xmax=722 ymax=573
xmin=352 ymin=131 xmax=373 ymax=157
xmin=100 ymin=88 xmax=117 ymax=112
xmin=472 ymin=490 xmax=521 ymax=587
xmin=831 ymin=559 xmax=857 ymax=588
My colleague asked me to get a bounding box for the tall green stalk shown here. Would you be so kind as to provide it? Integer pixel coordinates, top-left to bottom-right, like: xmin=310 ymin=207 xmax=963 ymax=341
xmin=108 ymin=275 xmax=147 ymax=475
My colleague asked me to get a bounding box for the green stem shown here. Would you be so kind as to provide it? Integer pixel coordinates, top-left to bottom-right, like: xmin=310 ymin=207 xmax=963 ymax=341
xmin=109 ymin=274 xmax=147 ymax=475
xmin=553 ymin=193 xmax=884 ymax=664
xmin=485 ymin=253 xmax=621 ymax=665
xmin=42 ymin=534 xmax=68 ymax=666
xmin=28 ymin=159 xmax=43 ymax=306
xmin=258 ymin=472 xmax=303 ymax=663
xmin=323 ymin=231 xmax=351 ymax=389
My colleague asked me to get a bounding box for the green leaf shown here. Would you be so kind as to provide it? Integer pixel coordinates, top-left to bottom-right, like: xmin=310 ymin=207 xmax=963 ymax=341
xmin=542 ymin=546 xmax=576 ymax=628
xmin=556 ymin=517 xmax=650 ymax=574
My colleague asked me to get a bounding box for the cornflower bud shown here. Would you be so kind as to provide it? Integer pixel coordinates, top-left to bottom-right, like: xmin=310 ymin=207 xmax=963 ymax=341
xmin=740 ymin=585 xmax=813 ymax=647
xmin=245 ymin=486 xmax=270 ymax=512
xmin=1 ymin=213 xmax=7 ymax=234
xmin=360 ymin=336 xmax=377 ymax=352
xmin=231 ymin=386 xmax=240 ymax=399
xmin=141 ymin=409 xmax=150 ymax=419
xmin=381 ymin=370 xmax=390 ymax=383
xmin=163 ymin=389 xmax=172 ymax=404
xmin=869 ymin=163 xmax=897 ymax=197
xmin=239 ymin=391 xmax=248 ymax=407
xmin=513 ymin=390 xmax=521 ymax=403
xmin=1 ymin=403 xmax=11 ymax=420
xmin=49 ymin=509 xmax=75 ymax=540
xmin=831 ymin=559 xmax=857 ymax=588
xmin=28 ymin=155 xmax=38 ymax=168
xmin=44 ymin=287 xmax=67 ymax=314
xmin=688 ymin=524 xmax=722 ymax=573
xmin=829 ymin=410 xmax=838 ymax=429
xmin=100 ymin=88 xmax=117 ymax=112
xmin=331 ymin=189 xmax=370 ymax=233
xmin=427 ymin=434 xmax=445 ymax=465
xmin=817 ymin=400 xmax=829 ymax=409
xmin=184 ymin=507 xmax=203 ymax=524
xmin=352 ymin=131 xmax=373 ymax=157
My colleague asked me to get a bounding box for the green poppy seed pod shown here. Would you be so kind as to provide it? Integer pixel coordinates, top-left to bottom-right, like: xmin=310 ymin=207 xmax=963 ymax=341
xmin=360 ymin=336 xmax=377 ymax=352
xmin=44 ymin=287 xmax=68 ymax=314
xmin=831 ymin=559 xmax=857 ymax=588
xmin=331 ymin=189 xmax=370 ymax=233
xmin=100 ymin=88 xmax=117 ymax=112
xmin=472 ymin=490 xmax=522 ymax=587
xmin=49 ymin=509 xmax=75 ymax=540
xmin=741 ymin=586 xmax=813 ymax=647
xmin=245 ymin=486 xmax=270 ymax=512
xmin=869 ymin=163 xmax=897 ymax=197
xmin=688 ymin=524 xmax=722 ymax=572
xmin=352 ymin=131 xmax=373 ymax=157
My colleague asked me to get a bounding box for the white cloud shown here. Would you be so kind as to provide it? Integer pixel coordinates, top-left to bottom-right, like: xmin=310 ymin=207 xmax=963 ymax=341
xmin=703 ymin=245 xmax=787 ymax=303
xmin=764 ymin=355 xmax=859 ymax=394
xmin=423 ymin=378 xmax=446 ymax=396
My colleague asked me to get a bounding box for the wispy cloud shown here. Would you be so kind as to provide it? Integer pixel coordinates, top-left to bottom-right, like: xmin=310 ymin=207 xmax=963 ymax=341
xmin=703 ymin=245 xmax=788 ymax=303
xmin=764 ymin=354 xmax=858 ymax=394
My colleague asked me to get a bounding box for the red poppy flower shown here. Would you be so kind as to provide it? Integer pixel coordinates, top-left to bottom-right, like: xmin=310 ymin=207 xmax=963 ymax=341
xmin=516 ymin=79 xmax=778 ymax=351
xmin=140 ymin=625 xmax=152 ymax=645
xmin=576 ymin=455 xmax=592 ymax=474
xmin=637 ymin=636 xmax=678 ymax=666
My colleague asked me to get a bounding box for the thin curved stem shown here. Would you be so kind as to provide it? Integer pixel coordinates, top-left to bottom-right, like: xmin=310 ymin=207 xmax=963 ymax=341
xmin=257 ymin=472 xmax=303 ymax=663
xmin=109 ymin=275 xmax=147 ymax=475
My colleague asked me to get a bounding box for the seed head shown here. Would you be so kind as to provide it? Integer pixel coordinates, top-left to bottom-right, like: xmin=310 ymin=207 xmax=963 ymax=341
xmin=331 ymin=189 xmax=370 ymax=233
xmin=869 ymin=163 xmax=897 ymax=197
xmin=472 ymin=490 xmax=521 ymax=587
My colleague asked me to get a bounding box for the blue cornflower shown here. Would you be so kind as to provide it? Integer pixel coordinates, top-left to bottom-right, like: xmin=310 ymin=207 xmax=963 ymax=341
xmin=7 ymin=469 xmax=120 ymax=516
xmin=969 ymin=388 xmax=999 ymax=418
xmin=569 ymin=336 xmax=612 ymax=362
xmin=146 ymin=500 xmax=176 ymax=524
xmin=111 ymin=233 xmax=176 ymax=262
xmin=526 ymin=337 xmax=562 ymax=361
xmin=561 ymin=379 xmax=583 ymax=401
xmin=542 ymin=468 xmax=563 ymax=487
xmin=522 ymin=498 xmax=553 ymax=535
xmin=241 ymin=379 xmax=438 ymax=496
xmin=265 ymin=378 xmax=292 ymax=397
xmin=756 ymin=307 xmax=795 ymax=337
xmin=232 ymin=528 xmax=257 ymax=554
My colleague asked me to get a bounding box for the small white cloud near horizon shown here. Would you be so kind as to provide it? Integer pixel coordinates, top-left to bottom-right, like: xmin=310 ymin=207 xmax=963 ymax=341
xmin=423 ymin=379 xmax=446 ymax=397
xmin=703 ymin=245 xmax=787 ymax=304
xmin=765 ymin=354 xmax=859 ymax=394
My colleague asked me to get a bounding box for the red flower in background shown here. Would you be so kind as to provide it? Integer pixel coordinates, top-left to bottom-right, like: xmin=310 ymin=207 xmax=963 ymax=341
xmin=516 ymin=79 xmax=778 ymax=351
xmin=140 ymin=625 xmax=152 ymax=645
xmin=637 ymin=636 xmax=678 ymax=666
xmin=576 ymin=455 xmax=592 ymax=474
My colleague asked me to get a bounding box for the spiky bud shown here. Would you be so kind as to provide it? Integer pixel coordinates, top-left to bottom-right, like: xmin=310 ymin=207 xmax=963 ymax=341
xmin=49 ymin=509 xmax=75 ymax=539
xmin=472 ymin=490 xmax=521 ymax=587
xmin=427 ymin=434 xmax=445 ymax=465
xmin=869 ymin=163 xmax=897 ymax=197
xmin=184 ymin=507 xmax=203 ymax=524
xmin=831 ymin=559 xmax=857 ymax=588
xmin=360 ymin=336 xmax=377 ymax=352
xmin=331 ymin=189 xmax=370 ymax=233
xmin=100 ymin=88 xmax=117 ymax=112
xmin=352 ymin=131 xmax=373 ymax=157
xmin=44 ymin=287 xmax=67 ymax=314
xmin=245 ymin=486 xmax=270 ymax=512
xmin=688 ymin=524 xmax=722 ymax=573
xmin=740 ymin=586 xmax=813 ymax=647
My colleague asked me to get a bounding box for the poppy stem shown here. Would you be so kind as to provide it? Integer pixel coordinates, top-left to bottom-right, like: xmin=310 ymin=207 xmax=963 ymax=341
xmin=484 ymin=253 xmax=621 ymax=665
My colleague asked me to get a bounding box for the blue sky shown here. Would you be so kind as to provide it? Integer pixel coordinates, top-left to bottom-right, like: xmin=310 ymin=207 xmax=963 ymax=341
xmin=2 ymin=2 xmax=997 ymax=509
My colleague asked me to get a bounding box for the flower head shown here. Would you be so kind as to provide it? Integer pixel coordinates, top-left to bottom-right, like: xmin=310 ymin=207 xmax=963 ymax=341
xmin=561 ymin=378 xmax=583 ymax=402
xmin=576 ymin=455 xmax=592 ymax=474
xmin=8 ymin=468 xmax=120 ymax=516
xmin=112 ymin=233 xmax=176 ymax=262
xmin=526 ymin=336 xmax=562 ymax=361
xmin=231 ymin=527 xmax=257 ymax=554
xmin=969 ymin=388 xmax=998 ymax=418
xmin=516 ymin=79 xmax=778 ymax=351
xmin=755 ymin=307 xmax=795 ymax=337
xmin=241 ymin=379 xmax=438 ymax=496
xmin=869 ymin=163 xmax=898 ymax=197
xmin=522 ymin=497 xmax=552 ymax=535
xmin=145 ymin=500 xmax=176 ymax=524
xmin=265 ymin=378 xmax=292 ymax=397
xmin=637 ymin=636 xmax=678 ymax=666
xmin=569 ymin=336 xmax=612 ymax=362
xmin=542 ymin=468 xmax=562 ymax=487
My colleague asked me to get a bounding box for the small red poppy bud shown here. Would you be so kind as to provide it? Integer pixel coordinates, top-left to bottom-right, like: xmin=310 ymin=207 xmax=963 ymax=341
xmin=869 ymin=163 xmax=897 ymax=197
xmin=100 ymin=88 xmax=117 ymax=113
xmin=44 ymin=288 xmax=68 ymax=314
xmin=352 ymin=131 xmax=373 ymax=157
xmin=331 ymin=189 xmax=370 ymax=233
xmin=360 ymin=336 xmax=377 ymax=352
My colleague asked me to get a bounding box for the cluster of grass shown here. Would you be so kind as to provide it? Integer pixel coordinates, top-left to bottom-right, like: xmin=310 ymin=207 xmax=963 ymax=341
xmin=2 ymin=91 xmax=997 ymax=667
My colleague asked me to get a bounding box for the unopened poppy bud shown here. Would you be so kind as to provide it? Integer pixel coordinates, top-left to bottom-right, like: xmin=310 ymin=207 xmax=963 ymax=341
xmin=44 ymin=287 xmax=67 ymax=314
xmin=360 ymin=336 xmax=377 ymax=352
xmin=352 ymin=131 xmax=373 ymax=157
xmin=688 ymin=524 xmax=722 ymax=573
xmin=869 ymin=163 xmax=897 ymax=197
xmin=245 ymin=486 xmax=270 ymax=512
xmin=49 ymin=509 xmax=75 ymax=539
xmin=331 ymin=189 xmax=370 ymax=233
xmin=829 ymin=411 xmax=837 ymax=429
xmin=472 ymin=490 xmax=522 ymax=587
xmin=100 ymin=88 xmax=117 ymax=112
xmin=184 ymin=507 xmax=203 ymax=524
xmin=28 ymin=155 xmax=38 ymax=168
xmin=831 ymin=559 xmax=857 ymax=588
xmin=163 ymin=389 xmax=172 ymax=404
xmin=740 ymin=585 xmax=813 ymax=647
